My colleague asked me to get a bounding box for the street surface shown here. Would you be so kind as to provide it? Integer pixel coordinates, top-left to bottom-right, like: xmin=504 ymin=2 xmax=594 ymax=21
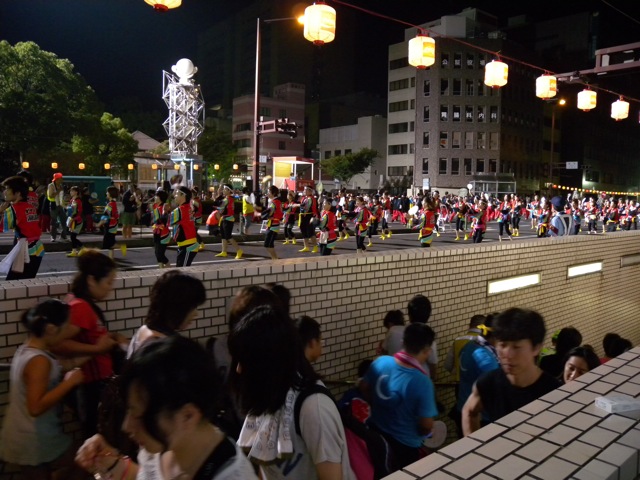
xmin=0 ymin=219 xmax=548 ymax=277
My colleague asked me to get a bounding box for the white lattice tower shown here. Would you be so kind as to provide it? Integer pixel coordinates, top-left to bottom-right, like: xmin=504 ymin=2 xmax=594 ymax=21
xmin=162 ymin=69 xmax=205 ymax=155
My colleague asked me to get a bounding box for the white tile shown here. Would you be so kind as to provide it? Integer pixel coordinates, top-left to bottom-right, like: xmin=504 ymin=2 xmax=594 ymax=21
xmin=540 ymin=388 xmax=571 ymax=403
xmin=404 ymin=453 xmax=450 ymax=477
xmin=616 ymin=366 xmax=640 ymax=377
xmin=486 ymin=454 xmax=535 ymax=480
xmin=598 ymin=414 xmax=637 ymax=434
xmin=550 ymin=400 xmax=586 ymax=417
xmin=556 ymin=441 xmax=600 ymax=466
xmin=601 ymin=373 xmax=632 ymax=386
xmin=520 ymin=399 xmax=552 ymax=415
xmin=581 ymin=403 xmax=611 ymax=418
xmin=584 ymin=381 xmax=616 ymax=395
xmin=468 ymin=422 xmax=508 ymax=443
xmin=503 ymin=428 xmax=533 ymax=445
xmin=476 ymin=437 xmax=520 ymax=460
xmin=528 ymin=410 xmax=566 ymax=429
xmin=596 ymin=443 xmax=638 ymax=480
xmin=443 ymin=453 xmax=493 ymax=478
xmin=439 ymin=436 xmax=482 ymax=459
xmin=617 ymin=428 xmax=640 ymax=450
xmin=496 ymin=409 xmax=531 ymax=428
xmin=578 ymin=426 xmax=619 ymax=448
xmin=573 ymin=459 xmax=618 ymax=480
xmin=562 ymin=412 xmax=601 ymax=431
xmin=560 ymin=380 xmax=586 ymax=394
xmin=575 ymin=371 xmax=604 ymax=385
xmin=542 ymin=425 xmax=583 ymax=446
xmin=615 ymin=382 xmax=640 ymax=398
xmin=570 ymin=390 xmax=600 ymax=405
xmin=515 ymin=438 xmax=560 ymax=463
xmin=381 ymin=470 xmax=418 ymax=480
xmin=529 ymin=456 xmax=580 ymax=479
xmin=515 ymin=422 xmax=546 ymax=437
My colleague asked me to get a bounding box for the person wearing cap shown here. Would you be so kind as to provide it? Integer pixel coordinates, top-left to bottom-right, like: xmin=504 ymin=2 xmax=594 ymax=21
xmin=46 ymin=172 xmax=69 ymax=242
xmin=548 ymin=196 xmax=574 ymax=236
xmin=215 ymin=185 xmax=243 ymax=259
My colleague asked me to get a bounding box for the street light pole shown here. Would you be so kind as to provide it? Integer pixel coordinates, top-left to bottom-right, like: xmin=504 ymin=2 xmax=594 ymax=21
xmin=252 ymin=18 xmax=262 ymax=195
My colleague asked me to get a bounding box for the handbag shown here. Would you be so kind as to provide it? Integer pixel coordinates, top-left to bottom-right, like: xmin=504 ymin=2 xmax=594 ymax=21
xmin=319 ymin=230 xmax=329 ymax=244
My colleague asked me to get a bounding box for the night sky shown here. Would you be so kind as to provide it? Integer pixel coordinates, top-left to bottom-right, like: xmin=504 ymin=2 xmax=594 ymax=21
xmin=1 ymin=0 xmax=638 ymax=113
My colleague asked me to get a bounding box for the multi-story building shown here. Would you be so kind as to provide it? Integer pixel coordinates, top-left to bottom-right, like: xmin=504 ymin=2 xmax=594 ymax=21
xmin=232 ymin=82 xmax=305 ymax=183
xmin=387 ymin=8 xmax=546 ymax=196
xmin=318 ymin=115 xmax=387 ymax=191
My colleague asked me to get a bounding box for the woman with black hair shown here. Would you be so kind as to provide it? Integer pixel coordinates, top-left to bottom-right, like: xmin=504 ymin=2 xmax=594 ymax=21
xmin=76 ymin=336 xmax=257 ymax=479
xmin=169 ymin=186 xmax=199 ymax=267
xmin=562 ymin=346 xmax=600 ymax=383
xmin=229 ymin=305 xmax=354 ymax=480
xmin=53 ymin=250 xmax=125 ymax=439
xmin=0 ymin=299 xmax=86 ymax=479
xmin=127 ymin=270 xmax=207 ymax=358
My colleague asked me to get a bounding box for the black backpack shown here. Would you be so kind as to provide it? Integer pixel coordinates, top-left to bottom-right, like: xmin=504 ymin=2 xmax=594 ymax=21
xmin=294 ymin=384 xmax=393 ymax=480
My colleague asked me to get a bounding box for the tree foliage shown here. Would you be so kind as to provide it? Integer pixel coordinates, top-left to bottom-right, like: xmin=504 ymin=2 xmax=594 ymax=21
xmin=197 ymin=126 xmax=237 ymax=183
xmin=321 ymin=147 xmax=379 ymax=184
xmin=0 ymin=41 xmax=101 ymax=163
xmin=71 ymin=113 xmax=138 ymax=176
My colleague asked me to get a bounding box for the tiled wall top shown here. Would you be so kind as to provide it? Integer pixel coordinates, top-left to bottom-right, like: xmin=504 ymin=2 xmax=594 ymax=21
xmin=385 ymin=346 xmax=640 ymax=480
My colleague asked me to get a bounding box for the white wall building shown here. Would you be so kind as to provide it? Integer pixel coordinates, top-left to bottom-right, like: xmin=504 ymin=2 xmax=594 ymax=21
xmin=319 ymin=116 xmax=387 ymax=191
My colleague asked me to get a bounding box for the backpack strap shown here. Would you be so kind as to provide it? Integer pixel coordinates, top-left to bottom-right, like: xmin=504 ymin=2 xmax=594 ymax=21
xmin=294 ymin=384 xmax=334 ymax=436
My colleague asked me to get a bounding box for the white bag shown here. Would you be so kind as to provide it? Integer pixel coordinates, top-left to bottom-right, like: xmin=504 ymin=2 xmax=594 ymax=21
xmin=319 ymin=230 xmax=329 ymax=244
xmin=0 ymin=238 xmax=29 ymax=275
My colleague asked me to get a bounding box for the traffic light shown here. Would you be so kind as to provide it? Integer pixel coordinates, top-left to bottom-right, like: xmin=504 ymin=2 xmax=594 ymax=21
xmin=276 ymin=118 xmax=299 ymax=138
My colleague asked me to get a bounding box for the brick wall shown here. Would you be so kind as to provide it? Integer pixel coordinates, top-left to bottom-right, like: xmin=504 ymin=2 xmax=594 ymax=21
xmin=1 ymin=232 xmax=640 ymax=477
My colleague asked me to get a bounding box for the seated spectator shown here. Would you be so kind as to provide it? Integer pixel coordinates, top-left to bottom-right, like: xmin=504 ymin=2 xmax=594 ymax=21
xmin=295 ymin=315 xmax=323 ymax=363
xmin=362 ymin=323 xmax=439 ymax=470
xmin=229 ymin=305 xmax=354 ymax=479
xmin=462 ymin=308 xmax=561 ymax=435
xmin=539 ymin=327 xmax=582 ymax=378
xmin=75 ymin=336 xmax=257 ymax=479
xmin=265 ymin=282 xmax=292 ymax=316
xmin=377 ymin=309 xmax=404 ymax=355
xmin=453 ymin=317 xmax=499 ymax=438
xmin=563 ymin=346 xmax=600 ymax=383
xmin=337 ymin=359 xmax=373 ymax=419
xmin=383 ymin=294 xmax=438 ymax=380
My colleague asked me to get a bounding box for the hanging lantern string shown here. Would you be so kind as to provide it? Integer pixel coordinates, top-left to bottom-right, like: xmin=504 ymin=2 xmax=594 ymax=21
xmin=327 ymin=0 xmax=640 ymax=105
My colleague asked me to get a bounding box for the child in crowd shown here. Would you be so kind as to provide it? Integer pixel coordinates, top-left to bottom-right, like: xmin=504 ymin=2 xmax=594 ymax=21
xmin=295 ymin=315 xmax=323 ymax=363
xmin=0 ymin=299 xmax=87 ymax=480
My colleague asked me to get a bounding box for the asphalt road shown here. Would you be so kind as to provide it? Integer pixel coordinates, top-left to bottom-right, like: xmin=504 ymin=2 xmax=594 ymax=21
xmin=0 ymin=220 xmax=545 ymax=277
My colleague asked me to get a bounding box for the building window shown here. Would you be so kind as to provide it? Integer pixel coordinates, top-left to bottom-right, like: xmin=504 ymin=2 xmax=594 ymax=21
xmin=465 ymin=131 xmax=474 ymax=149
xmin=441 ymin=53 xmax=449 ymax=68
xmin=465 ymin=79 xmax=474 ymax=96
xmin=279 ymin=109 xmax=287 ymax=118
xmin=334 ymin=150 xmax=341 ymax=156
xmin=410 ymin=99 xmax=415 ymax=109
xmin=490 ymin=132 xmax=499 ymax=150
xmin=452 ymin=105 xmax=461 ymax=122
xmin=454 ymin=52 xmax=462 ymax=69
xmin=423 ymin=106 xmax=430 ymax=122
xmin=464 ymin=158 xmax=472 ymax=175
xmin=411 ymin=77 xmax=416 ymax=87
xmin=423 ymin=79 xmax=430 ymax=96
xmin=477 ymin=80 xmax=485 ymax=96
xmin=440 ymin=131 xmax=449 ymax=148
xmin=389 ymin=100 xmax=409 ymax=112
xmin=490 ymin=106 xmax=498 ymax=123
xmin=452 ymin=131 xmax=461 ymax=149
xmin=453 ymin=79 xmax=462 ymax=96
xmin=388 ymin=166 xmax=409 ymax=176
xmin=440 ymin=105 xmax=448 ymax=121
xmin=439 ymin=158 xmax=447 ymax=174
xmin=465 ymin=106 xmax=474 ymax=122
xmin=440 ymin=79 xmax=449 ymax=95
xmin=278 ymin=141 xmax=286 ymax=150
xmin=389 ymin=57 xmax=408 ymax=70
xmin=234 ymin=139 xmax=251 ymax=148
xmin=466 ymin=53 xmax=475 ymax=68
xmin=423 ymin=132 xmax=430 ymax=147
xmin=388 ymin=144 xmax=408 ymax=155
xmin=477 ymin=158 xmax=485 ymax=173
xmin=477 ymin=132 xmax=486 ymax=149
xmin=410 ymin=121 xmax=415 ymax=132
xmin=489 ymin=159 xmax=497 ymax=173
xmin=452 ymin=158 xmax=460 ymax=175
xmin=235 ymin=122 xmax=252 ymax=132
xmin=477 ymin=106 xmax=486 ymax=122
xmin=389 ymin=78 xmax=409 ymax=91
xmin=422 ymin=158 xmax=429 ymax=174
xmin=324 ymin=151 xmax=331 ymax=159
xmin=389 ymin=122 xmax=408 ymax=134
xmin=345 ymin=149 xmax=352 ymax=154
xmin=479 ymin=55 xmax=486 ymax=67
xmin=259 ymin=107 xmax=271 ymax=117
xmin=409 ymin=144 xmax=415 ymax=154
